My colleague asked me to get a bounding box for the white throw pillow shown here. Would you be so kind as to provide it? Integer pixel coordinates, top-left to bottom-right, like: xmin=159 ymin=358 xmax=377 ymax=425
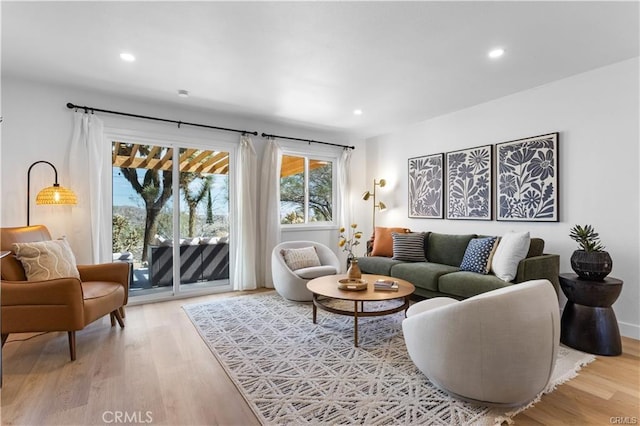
xmin=281 ymin=246 xmax=321 ymax=271
xmin=13 ymin=238 xmax=80 ymax=281
xmin=491 ymin=231 xmax=530 ymax=282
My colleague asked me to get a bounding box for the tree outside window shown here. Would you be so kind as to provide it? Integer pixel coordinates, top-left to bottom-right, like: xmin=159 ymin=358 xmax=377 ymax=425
xmin=280 ymin=154 xmax=334 ymax=225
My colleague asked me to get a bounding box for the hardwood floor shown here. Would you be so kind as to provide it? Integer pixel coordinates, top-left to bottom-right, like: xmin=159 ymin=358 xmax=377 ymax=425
xmin=1 ymin=290 xmax=638 ymax=425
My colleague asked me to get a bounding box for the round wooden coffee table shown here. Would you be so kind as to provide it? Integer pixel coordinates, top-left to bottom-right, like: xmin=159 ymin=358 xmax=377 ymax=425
xmin=306 ymin=274 xmax=415 ymax=347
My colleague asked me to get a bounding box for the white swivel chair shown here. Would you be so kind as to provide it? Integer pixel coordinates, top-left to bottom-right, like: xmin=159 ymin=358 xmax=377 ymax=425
xmin=272 ymin=241 xmax=341 ymax=302
xmin=402 ymin=279 xmax=560 ymax=407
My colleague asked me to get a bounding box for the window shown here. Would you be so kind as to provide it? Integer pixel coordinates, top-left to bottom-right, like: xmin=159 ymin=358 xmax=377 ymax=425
xmin=280 ymin=154 xmax=335 ymax=225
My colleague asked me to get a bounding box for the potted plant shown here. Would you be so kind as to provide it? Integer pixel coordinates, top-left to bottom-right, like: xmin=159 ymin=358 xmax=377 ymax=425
xmin=339 ymin=224 xmax=363 ymax=279
xmin=569 ymin=224 xmax=612 ymax=281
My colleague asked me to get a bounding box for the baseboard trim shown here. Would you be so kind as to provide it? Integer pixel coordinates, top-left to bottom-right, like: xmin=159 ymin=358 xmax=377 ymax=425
xmin=619 ymin=321 xmax=640 ymax=340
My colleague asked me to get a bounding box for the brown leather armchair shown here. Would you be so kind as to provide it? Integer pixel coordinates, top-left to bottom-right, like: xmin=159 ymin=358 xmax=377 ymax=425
xmin=1 ymin=225 xmax=129 ymax=361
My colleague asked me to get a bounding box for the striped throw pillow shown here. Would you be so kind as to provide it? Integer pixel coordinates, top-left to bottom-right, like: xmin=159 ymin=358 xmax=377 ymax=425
xmin=392 ymin=232 xmax=427 ymax=262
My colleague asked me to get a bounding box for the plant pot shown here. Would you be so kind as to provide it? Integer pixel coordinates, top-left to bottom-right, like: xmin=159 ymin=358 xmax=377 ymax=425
xmin=570 ymin=250 xmax=612 ymax=281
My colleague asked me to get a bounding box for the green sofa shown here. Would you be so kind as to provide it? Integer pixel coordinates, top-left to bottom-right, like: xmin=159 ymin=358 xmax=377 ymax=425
xmin=356 ymin=232 xmax=559 ymax=299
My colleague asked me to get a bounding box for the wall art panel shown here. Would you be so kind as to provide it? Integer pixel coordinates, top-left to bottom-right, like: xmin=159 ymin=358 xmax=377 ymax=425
xmin=446 ymin=145 xmax=493 ymax=220
xmin=408 ymin=153 xmax=444 ymax=219
xmin=496 ymin=132 xmax=559 ymax=222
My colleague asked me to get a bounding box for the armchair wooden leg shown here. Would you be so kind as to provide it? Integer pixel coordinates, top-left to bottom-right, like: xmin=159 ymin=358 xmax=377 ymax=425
xmin=68 ymin=331 xmax=76 ymax=361
xmin=110 ymin=312 xmax=116 ymax=327
xmin=112 ymin=309 xmax=125 ymax=328
xmin=1 ymin=334 xmax=8 ymax=346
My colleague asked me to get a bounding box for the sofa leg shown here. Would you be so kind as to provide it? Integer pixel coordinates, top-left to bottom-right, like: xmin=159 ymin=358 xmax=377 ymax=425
xmin=110 ymin=312 xmax=116 ymax=327
xmin=1 ymin=334 xmax=8 ymax=346
xmin=68 ymin=331 xmax=76 ymax=361
xmin=113 ymin=309 xmax=125 ymax=328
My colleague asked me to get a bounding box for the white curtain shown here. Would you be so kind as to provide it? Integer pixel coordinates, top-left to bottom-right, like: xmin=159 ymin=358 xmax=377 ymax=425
xmin=258 ymin=137 xmax=282 ymax=288
xmin=232 ymin=135 xmax=258 ymax=290
xmin=67 ymin=112 xmax=109 ymax=264
xmin=337 ymin=148 xmax=352 ymax=233
xmin=336 ymin=148 xmax=352 ymax=271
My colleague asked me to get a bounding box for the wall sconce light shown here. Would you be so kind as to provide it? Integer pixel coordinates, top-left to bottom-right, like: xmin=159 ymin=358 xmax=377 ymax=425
xmin=362 ymin=178 xmax=387 ymax=235
xmin=27 ymin=161 xmax=77 ymax=226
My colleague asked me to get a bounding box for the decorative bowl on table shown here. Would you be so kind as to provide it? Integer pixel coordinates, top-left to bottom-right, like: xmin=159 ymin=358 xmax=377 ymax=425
xmin=337 ymin=278 xmax=368 ymax=291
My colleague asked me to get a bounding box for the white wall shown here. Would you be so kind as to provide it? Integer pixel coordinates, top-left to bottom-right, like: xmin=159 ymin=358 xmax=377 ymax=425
xmin=361 ymin=58 xmax=639 ymax=338
xmin=0 ymin=76 xmax=361 ymax=279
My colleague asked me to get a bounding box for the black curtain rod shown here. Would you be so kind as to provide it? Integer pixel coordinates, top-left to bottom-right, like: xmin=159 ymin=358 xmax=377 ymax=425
xmin=261 ymin=133 xmax=354 ymax=150
xmin=66 ymin=102 xmax=258 ymax=136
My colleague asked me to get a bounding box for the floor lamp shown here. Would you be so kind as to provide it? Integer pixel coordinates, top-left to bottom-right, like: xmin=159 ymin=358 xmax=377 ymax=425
xmin=362 ymin=178 xmax=387 ymax=236
xmin=27 ymin=160 xmax=77 ymax=226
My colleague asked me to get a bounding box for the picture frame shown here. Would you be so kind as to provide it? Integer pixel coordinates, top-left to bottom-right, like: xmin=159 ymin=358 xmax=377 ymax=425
xmin=408 ymin=153 xmax=444 ymax=219
xmin=445 ymin=145 xmax=493 ymax=220
xmin=496 ymin=132 xmax=559 ymax=222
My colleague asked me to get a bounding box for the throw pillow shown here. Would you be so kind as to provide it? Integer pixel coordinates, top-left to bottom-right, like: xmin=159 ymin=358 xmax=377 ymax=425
xmin=281 ymin=246 xmax=321 ymax=271
xmin=371 ymin=227 xmax=411 ymax=257
xmin=459 ymin=237 xmax=498 ymax=274
xmin=12 ymin=238 xmax=80 ymax=281
xmin=491 ymin=231 xmax=531 ymax=281
xmin=391 ymin=232 xmax=427 ymax=262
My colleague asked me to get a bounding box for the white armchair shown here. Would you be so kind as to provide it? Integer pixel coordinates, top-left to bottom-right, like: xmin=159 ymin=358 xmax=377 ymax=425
xmin=402 ymin=279 xmax=560 ymax=407
xmin=272 ymin=241 xmax=341 ymax=301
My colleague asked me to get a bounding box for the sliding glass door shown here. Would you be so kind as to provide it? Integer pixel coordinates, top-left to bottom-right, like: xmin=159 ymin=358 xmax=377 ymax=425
xmin=177 ymin=148 xmax=230 ymax=292
xmin=111 ymin=138 xmax=231 ymax=300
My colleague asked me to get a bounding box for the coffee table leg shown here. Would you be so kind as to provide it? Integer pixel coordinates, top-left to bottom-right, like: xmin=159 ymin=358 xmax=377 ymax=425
xmin=354 ymin=301 xmax=359 ymax=347
xmin=312 ymin=295 xmax=317 ymax=324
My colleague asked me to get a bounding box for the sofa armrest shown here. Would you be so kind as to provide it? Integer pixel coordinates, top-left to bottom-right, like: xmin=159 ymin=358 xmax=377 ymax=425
xmin=2 ymin=278 xmax=85 ymax=333
xmin=1 ymin=278 xmax=83 ymax=306
xmin=515 ymin=254 xmax=560 ymax=295
xmin=78 ymin=262 xmax=130 ymax=304
xmin=366 ymin=238 xmax=374 ymax=256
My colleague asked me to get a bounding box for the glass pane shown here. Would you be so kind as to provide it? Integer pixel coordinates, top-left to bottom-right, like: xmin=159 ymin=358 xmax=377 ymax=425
xmin=280 ymin=155 xmax=305 ymax=224
xmin=308 ymin=159 xmax=333 ymax=222
xmin=112 ymin=141 xmax=173 ymax=296
xmin=178 ymin=148 xmax=230 ymax=291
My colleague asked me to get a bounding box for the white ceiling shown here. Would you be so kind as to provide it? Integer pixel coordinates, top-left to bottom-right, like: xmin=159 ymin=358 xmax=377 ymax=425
xmin=2 ymin=1 xmax=639 ymax=138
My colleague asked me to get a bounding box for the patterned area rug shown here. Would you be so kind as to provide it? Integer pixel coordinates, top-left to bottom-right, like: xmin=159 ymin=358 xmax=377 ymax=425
xmin=183 ymin=292 xmax=595 ymax=425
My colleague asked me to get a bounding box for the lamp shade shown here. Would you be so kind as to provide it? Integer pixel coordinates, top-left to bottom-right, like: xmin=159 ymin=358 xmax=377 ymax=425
xmin=378 ymin=201 xmax=387 ymax=211
xmin=35 ymin=184 xmax=77 ymax=205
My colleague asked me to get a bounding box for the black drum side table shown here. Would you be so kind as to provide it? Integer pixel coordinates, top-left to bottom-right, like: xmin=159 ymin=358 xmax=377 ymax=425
xmin=559 ymin=273 xmax=622 ymax=356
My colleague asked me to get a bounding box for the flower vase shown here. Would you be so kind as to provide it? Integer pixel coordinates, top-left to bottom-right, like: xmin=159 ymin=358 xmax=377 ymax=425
xmin=347 ymin=258 xmax=362 ymax=280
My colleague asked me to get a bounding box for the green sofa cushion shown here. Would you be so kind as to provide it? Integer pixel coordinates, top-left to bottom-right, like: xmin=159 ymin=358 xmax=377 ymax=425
xmin=390 ymin=262 xmax=459 ymax=292
xmin=438 ymin=271 xmax=512 ymax=299
xmin=426 ymin=233 xmax=476 ymax=267
xmin=356 ymin=256 xmax=404 ymax=276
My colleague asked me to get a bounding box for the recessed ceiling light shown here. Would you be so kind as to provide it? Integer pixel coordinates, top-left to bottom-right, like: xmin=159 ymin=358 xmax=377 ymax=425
xmin=353 ymin=109 xmax=363 ymax=116
xmin=120 ymin=52 xmax=135 ymax=62
xmin=488 ymin=48 xmax=505 ymax=59
xmin=178 ymin=89 xmax=189 ymax=98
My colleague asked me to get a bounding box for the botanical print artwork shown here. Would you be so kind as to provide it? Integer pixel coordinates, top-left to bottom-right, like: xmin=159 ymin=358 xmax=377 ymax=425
xmin=496 ymin=133 xmax=559 ymax=222
xmin=408 ymin=153 xmax=443 ymax=218
xmin=446 ymin=145 xmax=492 ymax=220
